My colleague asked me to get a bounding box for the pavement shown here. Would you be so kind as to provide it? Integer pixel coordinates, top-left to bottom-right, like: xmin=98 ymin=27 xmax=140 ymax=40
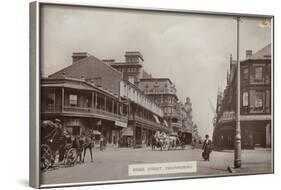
xmin=41 ymin=146 xmax=273 ymax=186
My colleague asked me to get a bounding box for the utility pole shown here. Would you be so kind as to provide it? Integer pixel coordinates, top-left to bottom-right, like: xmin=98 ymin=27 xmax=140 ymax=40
xmin=234 ymin=16 xmax=242 ymax=168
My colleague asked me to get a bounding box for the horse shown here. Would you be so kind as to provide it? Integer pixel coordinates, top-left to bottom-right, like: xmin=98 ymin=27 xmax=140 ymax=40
xmin=151 ymin=131 xmax=170 ymax=150
xmin=40 ymin=120 xmax=75 ymax=170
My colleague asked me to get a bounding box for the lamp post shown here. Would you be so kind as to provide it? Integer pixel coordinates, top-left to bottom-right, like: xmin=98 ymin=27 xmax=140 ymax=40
xmin=234 ymin=16 xmax=242 ymax=168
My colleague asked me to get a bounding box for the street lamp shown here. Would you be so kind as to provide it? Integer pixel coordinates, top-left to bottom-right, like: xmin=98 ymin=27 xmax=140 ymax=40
xmin=234 ymin=16 xmax=242 ymax=168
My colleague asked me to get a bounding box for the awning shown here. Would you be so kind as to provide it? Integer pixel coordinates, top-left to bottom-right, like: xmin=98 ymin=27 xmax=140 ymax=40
xmin=115 ymin=121 xmax=127 ymax=128
xmin=153 ymin=115 xmax=160 ymax=124
xmin=121 ymin=127 xmax=133 ymax=136
xmin=92 ymin=130 xmax=101 ymax=135
xmin=179 ymin=127 xmax=192 ymax=133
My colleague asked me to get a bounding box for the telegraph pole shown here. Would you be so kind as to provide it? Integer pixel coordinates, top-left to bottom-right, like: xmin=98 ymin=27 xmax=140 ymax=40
xmin=234 ymin=16 xmax=242 ymax=168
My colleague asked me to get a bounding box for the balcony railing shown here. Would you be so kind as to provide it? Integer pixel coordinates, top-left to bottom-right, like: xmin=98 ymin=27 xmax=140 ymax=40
xmin=41 ymin=104 xmax=62 ymax=113
xmin=129 ymin=115 xmax=166 ymax=130
xmin=42 ymin=104 xmax=127 ymax=122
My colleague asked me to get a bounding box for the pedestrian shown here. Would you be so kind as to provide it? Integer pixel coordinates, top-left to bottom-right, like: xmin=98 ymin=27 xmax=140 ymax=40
xmin=202 ymin=134 xmax=212 ymax=161
xmin=100 ymin=134 xmax=104 ymax=151
xmin=219 ymin=136 xmax=224 ymax=151
xmin=53 ymin=119 xmax=66 ymax=163
xmin=82 ymin=132 xmax=94 ymax=163
xmin=191 ymin=138 xmax=196 ymax=149
xmin=72 ymin=135 xmax=83 ymax=164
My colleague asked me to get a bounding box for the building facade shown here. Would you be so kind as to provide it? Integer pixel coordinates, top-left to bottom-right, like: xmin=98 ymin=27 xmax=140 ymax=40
xmin=41 ymin=51 xmax=169 ymax=148
xmin=213 ymin=44 xmax=272 ymax=149
xmin=138 ymin=78 xmax=193 ymax=143
xmin=41 ymin=77 xmax=128 ymax=147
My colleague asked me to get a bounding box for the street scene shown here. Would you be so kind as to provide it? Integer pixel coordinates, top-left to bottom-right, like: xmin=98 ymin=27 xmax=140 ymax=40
xmin=42 ymin=146 xmax=272 ymax=185
xmin=39 ymin=4 xmax=273 ymax=186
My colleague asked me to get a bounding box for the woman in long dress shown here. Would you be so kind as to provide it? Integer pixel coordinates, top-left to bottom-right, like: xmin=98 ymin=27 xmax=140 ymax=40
xmin=202 ymin=134 xmax=212 ymax=161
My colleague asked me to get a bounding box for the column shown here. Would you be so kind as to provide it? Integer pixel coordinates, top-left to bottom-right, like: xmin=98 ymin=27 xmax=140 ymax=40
xmin=104 ymin=96 xmax=107 ymax=111
xmin=111 ymin=100 xmax=114 ymax=113
xmin=91 ymin=92 xmax=95 ymax=109
xmin=61 ymin=87 xmax=64 ymax=112
xmin=95 ymin=93 xmax=98 ymax=108
xmin=265 ymin=123 xmax=271 ymax=148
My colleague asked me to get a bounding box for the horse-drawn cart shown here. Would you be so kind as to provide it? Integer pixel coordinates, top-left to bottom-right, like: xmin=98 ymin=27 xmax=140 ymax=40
xmin=40 ymin=120 xmax=80 ymax=171
xmin=152 ymin=131 xmax=185 ymax=151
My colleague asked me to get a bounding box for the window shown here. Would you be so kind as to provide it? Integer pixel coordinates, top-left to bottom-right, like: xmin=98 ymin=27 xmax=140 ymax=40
xmin=255 ymin=66 xmax=263 ymax=81
xmin=266 ymin=89 xmax=271 ymax=113
xmin=242 ymin=92 xmax=248 ymax=106
xmin=47 ymin=92 xmax=55 ymax=105
xmin=255 ymin=91 xmax=263 ymax=109
xmin=69 ymin=94 xmax=78 ymax=106
xmin=243 ymin=68 xmax=249 ymax=80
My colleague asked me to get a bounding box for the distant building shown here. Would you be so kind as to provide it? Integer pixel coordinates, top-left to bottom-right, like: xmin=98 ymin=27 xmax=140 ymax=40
xmin=213 ymin=44 xmax=272 ymax=149
xmin=138 ymin=78 xmax=192 ymax=143
xmin=138 ymin=78 xmax=178 ymax=125
xmin=108 ymin=51 xmax=192 ymax=144
xmin=106 ymin=51 xmax=147 ymax=85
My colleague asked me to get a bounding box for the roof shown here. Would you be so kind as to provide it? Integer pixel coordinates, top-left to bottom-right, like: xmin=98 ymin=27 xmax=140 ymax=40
xmin=48 ymin=55 xmax=122 ymax=96
xmin=140 ymin=78 xmax=173 ymax=84
xmin=49 ymin=55 xmax=121 ymax=78
xmin=246 ymin=44 xmax=271 ymax=60
xmin=110 ymin=62 xmax=142 ymax=67
xmin=41 ymin=77 xmax=120 ymax=99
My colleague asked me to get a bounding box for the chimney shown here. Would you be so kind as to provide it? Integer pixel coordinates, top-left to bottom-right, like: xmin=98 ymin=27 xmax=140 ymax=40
xmin=102 ymin=59 xmax=115 ymax=64
xmin=72 ymin=52 xmax=90 ymax=64
xmin=246 ymin=50 xmax=252 ymax=59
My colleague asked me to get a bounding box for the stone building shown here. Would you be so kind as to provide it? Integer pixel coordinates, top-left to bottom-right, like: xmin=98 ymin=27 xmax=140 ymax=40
xmin=213 ymin=44 xmax=272 ymax=149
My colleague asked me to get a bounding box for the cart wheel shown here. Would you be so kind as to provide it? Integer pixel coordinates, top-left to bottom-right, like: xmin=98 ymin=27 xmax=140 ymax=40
xmin=41 ymin=144 xmax=52 ymax=170
xmin=64 ymin=148 xmax=77 ymax=166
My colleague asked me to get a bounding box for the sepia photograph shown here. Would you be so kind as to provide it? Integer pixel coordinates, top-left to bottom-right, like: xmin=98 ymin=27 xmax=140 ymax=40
xmin=31 ymin=2 xmax=273 ymax=188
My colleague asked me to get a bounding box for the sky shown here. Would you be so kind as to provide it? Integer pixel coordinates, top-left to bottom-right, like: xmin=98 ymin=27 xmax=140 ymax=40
xmin=41 ymin=4 xmax=271 ymax=138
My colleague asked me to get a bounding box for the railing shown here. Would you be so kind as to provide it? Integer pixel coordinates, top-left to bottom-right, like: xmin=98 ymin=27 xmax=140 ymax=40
xmin=41 ymin=105 xmax=61 ymax=113
xmin=64 ymin=106 xmax=127 ymax=121
xmin=130 ymin=115 xmax=166 ymax=130
xmin=42 ymin=104 xmax=127 ymax=122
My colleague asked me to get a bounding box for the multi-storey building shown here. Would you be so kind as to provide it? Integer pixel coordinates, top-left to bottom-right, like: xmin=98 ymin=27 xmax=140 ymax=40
xmin=213 ymin=44 xmax=272 ymax=149
xmin=104 ymin=51 xmax=151 ymax=85
xmin=41 ymin=52 xmax=168 ymax=148
xmin=41 ymin=77 xmax=128 ymax=146
xmin=138 ymin=78 xmax=193 ymax=143
xmin=138 ymin=78 xmax=178 ymax=126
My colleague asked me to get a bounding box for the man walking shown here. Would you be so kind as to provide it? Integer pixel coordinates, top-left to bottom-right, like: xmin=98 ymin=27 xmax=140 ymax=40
xmin=82 ymin=132 xmax=94 ymax=163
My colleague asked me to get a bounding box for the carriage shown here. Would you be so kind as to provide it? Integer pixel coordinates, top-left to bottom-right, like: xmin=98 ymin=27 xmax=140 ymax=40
xmin=40 ymin=120 xmax=80 ymax=171
xmin=152 ymin=131 xmax=185 ymax=151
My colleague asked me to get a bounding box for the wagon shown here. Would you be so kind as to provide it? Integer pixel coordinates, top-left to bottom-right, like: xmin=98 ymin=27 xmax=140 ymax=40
xmin=40 ymin=120 xmax=79 ymax=171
